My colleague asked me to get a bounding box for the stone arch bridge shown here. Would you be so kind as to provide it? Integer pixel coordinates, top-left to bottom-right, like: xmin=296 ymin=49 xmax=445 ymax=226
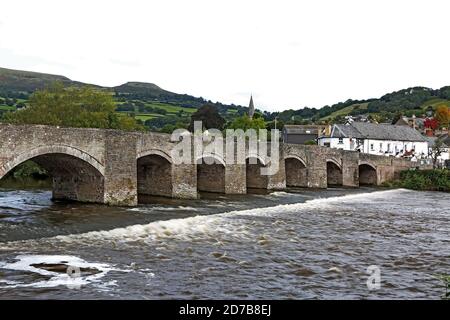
xmin=0 ymin=124 xmax=416 ymax=206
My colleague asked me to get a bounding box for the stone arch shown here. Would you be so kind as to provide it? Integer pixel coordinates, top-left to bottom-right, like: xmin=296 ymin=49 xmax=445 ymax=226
xmin=284 ymin=156 xmax=308 ymax=187
xmin=0 ymin=145 xmax=105 ymax=203
xmin=246 ymin=156 xmax=268 ymax=190
xmin=195 ymin=153 xmax=226 ymax=166
xmin=0 ymin=145 xmax=104 ymax=179
xmin=326 ymin=158 xmax=342 ymax=170
xmin=284 ymin=154 xmax=307 ymax=167
xmin=326 ymin=159 xmax=343 ymax=186
xmin=246 ymin=154 xmax=267 ymax=166
xmin=196 ymin=155 xmax=225 ymax=193
xmin=359 ymin=162 xmax=378 ymax=186
xmin=137 ymin=152 xmax=173 ymax=200
xmin=137 ymin=149 xmax=173 ymax=164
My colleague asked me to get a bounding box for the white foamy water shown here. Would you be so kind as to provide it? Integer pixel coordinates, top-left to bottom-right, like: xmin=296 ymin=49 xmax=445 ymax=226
xmin=51 ymin=189 xmax=410 ymax=244
xmin=0 ymin=255 xmax=123 ymax=289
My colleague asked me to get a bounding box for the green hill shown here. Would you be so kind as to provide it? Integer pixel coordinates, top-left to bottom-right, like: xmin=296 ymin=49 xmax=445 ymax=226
xmin=272 ymin=86 xmax=450 ymax=124
xmin=1 ymin=66 xmax=449 ymax=129
xmin=113 ymin=82 xmax=172 ymax=97
xmin=0 ymin=67 xmax=247 ymax=130
xmin=0 ymin=67 xmax=96 ymax=93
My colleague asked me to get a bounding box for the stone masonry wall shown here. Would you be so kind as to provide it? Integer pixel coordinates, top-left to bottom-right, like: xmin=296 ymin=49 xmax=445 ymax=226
xmin=103 ymin=131 xmax=138 ymax=206
xmin=246 ymin=160 xmax=268 ymax=189
xmin=0 ymin=124 xmax=430 ymax=206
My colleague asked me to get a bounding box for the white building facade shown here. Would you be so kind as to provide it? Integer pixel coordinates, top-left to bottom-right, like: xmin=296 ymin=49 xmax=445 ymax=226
xmin=318 ymin=122 xmax=429 ymax=161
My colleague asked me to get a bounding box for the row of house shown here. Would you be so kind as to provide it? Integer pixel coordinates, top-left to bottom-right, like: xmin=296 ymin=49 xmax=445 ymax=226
xmin=248 ymin=95 xmax=448 ymax=166
xmin=282 ymin=121 xmax=449 ymax=166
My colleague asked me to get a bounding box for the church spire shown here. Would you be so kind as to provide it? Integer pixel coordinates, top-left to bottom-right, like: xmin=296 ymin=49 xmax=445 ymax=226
xmin=248 ymin=94 xmax=255 ymax=119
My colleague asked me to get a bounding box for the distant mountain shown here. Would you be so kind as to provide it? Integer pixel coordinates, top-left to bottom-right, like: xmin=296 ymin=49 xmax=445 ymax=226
xmin=0 ymin=67 xmax=245 ymax=113
xmin=112 ymin=81 xmax=172 ymax=97
xmin=0 ymin=67 xmax=96 ymax=93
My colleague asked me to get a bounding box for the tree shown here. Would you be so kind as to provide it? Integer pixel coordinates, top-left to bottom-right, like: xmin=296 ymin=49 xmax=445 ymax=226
xmin=424 ymin=118 xmax=439 ymax=130
xmin=227 ymin=115 xmax=266 ymax=132
xmin=188 ymin=104 xmax=225 ymax=131
xmin=429 ymin=139 xmax=447 ymax=169
xmin=435 ymin=105 xmax=450 ymax=129
xmin=2 ymin=82 xmax=144 ymax=131
xmin=266 ymin=118 xmax=285 ymax=131
xmin=5 ymin=98 xmax=14 ymax=106
xmin=160 ymin=122 xmax=188 ymax=134
xmin=391 ymin=112 xmax=403 ymax=124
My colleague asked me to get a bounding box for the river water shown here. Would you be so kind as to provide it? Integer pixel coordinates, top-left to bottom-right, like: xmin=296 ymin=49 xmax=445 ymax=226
xmin=0 ymin=187 xmax=449 ymax=299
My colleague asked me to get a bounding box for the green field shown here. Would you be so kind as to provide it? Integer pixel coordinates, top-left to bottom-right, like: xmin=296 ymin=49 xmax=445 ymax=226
xmin=321 ymin=102 xmax=368 ymax=120
xmin=0 ymin=105 xmax=16 ymax=111
xmin=421 ymin=98 xmax=450 ymax=110
xmin=134 ymin=113 xmax=164 ymax=121
xmin=142 ymin=102 xmax=197 ymax=114
xmin=120 ymin=101 xmax=197 ymax=123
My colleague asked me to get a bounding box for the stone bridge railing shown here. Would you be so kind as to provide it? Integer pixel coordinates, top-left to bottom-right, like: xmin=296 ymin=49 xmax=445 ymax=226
xmin=0 ymin=124 xmax=420 ymax=206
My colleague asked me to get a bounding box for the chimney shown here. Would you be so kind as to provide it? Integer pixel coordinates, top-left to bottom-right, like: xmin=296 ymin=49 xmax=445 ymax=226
xmin=412 ymin=114 xmax=416 ymax=130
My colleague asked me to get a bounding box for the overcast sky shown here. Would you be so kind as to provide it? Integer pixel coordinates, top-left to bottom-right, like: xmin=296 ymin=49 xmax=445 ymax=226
xmin=1 ymin=0 xmax=449 ymax=111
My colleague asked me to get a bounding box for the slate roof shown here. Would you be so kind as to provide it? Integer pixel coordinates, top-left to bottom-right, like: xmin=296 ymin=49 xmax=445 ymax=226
xmin=283 ymin=125 xmax=321 ymax=135
xmin=329 ymin=122 xmax=427 ymax=142
xmin=396 ymin=117 xmax=425 ymax=128
xmin=426 ymin=135 xmax=450 ymax=147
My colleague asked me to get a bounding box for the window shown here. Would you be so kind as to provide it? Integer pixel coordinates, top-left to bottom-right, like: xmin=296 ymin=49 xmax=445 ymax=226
xmin=379 ymin=143 xmax=383 ymax=150
xmin=338 ymin=138 xmax=343 ymax=144
xmin=370 ymin=144 xmax=374 ymax=151
xmin=387 ymin=143 xmax=391 ymax=152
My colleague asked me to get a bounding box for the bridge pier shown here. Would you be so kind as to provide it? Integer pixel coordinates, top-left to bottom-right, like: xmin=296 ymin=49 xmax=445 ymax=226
xmin=103 ymin=131 xmax=138 ymax=206
xmin=172 ymin=164 xmax=198 ymax=199
xmin=267 ymin=159 xmax=286 ymax=190
xmin=225 ymin=164 xmax=246 ymax=194
xmin=308 ymin=158 xmax=328 ymax=188
xmin=342 ymin=152 xmax=359 ymax=187
xmin=376 ymin=165 xmax=395 ymax=185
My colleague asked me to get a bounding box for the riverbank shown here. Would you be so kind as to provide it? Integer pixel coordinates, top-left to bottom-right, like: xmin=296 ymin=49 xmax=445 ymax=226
xmin=383 ymin=169 xmax=450 ymax=192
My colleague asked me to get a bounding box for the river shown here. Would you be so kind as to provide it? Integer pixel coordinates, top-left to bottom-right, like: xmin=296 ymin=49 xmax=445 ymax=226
xmin=0 ymin=187 xmax=449 ymax=299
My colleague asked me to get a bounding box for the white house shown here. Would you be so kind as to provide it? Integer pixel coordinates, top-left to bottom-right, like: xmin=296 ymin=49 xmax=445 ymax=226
xmin=318 ymin=122 xmax=429 ymax=161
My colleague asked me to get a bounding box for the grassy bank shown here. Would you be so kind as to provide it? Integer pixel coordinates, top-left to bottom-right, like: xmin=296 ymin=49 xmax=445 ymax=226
xmin=384 ymin=169 xmax=450 ymax=192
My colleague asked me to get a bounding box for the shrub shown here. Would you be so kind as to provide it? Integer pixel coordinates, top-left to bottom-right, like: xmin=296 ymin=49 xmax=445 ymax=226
xmin=399 ymin=169 xmax=450 ymax=192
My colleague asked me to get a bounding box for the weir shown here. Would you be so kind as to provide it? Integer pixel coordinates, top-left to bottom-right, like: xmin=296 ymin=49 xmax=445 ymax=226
xmin=0 ymin=124 xmax=421 ymax=206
